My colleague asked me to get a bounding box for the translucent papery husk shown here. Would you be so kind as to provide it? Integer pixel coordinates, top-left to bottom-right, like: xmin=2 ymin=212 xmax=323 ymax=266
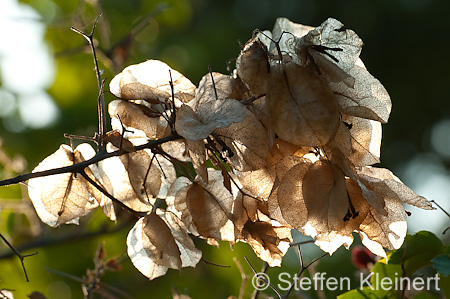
xmin=27 ymin=144 xmax=100 ymax=227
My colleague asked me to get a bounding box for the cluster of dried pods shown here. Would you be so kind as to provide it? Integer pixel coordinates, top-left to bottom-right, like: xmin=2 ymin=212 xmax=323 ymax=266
xmin=27 ymin=18 xmax=433 ymax=280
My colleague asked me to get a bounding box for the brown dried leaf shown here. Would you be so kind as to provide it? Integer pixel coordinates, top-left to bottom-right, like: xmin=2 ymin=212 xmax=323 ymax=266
xmin=357 ymin=166 xmax=433 ymax=210
xmin=104 ymin=131 xmax=136 ymax=153
xmin=314 ymin=231 xmax=354 ymax=255
xmin=329 ymin=114 xmax=382 ymax=167
xmin=28 ymin=144 xmax=99 ymax=227
xmin=266 ymin=62 xmax=340 ymax=147
xmin=235 ymin=167 xmax=275 ymax=200
xmin=161 ymin=140 xmax=190 ymax=162
xmin=175 ymin=73 xmax=249 ymax=141
xmin=267 ymin=154 xmax=307 ymax=226
xmin=119 ymin=82 xmax=170 ymax=104
xmin=185 ymin=139 xmax=208 ymax=182
xmin=314 ymin=178 xmax=370 ymax=254
xmin=214 ymin=111 xmax=270 ymax=172
xmin=329 ymin=65 xmax=392 ymax=123
xmin=157 ymin=210 xmax=202 ymax=268
xmin=359 ymin=196 xmax=407 ymax=251
xmin=268 ymin=17 xmax=313 ymax=56
xmin=185 ymin=170 xmax=236 ymax=243
xmin=358 ymin=230 xmax=388 ymax=258
xmin=236 ymin=36 xmax=271 ymax=95
xmin=357 ymin=179 xmax=387 ymax=216
xmin=300 ymin=18 xmax=363 ymax=73
xmin=166 ymin=177 xmax=197 ymax=235
xmin=126 ymin=212 xmax=181 ymax=280
xmin=275 ymin=158 xmax=311 ymax=230
xmin=97 ymin=148 xmax=152 ymax=213
xmin=302 ymin=160 xmax=349 ymax=234
xmin=109 ymin=100 xmax=169 ymax=140
xmin=110 ymin=60 xmax=196 ymax=103
xmin=240 ymin=220 xmax=292 ymax=267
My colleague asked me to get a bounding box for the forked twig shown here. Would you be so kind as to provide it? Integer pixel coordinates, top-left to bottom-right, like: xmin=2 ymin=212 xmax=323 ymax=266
xmin=283 ymin=245 xmax=327 ymax=299
xmin=244 ymin=257 xmax=282 ymax=299
xmin=0 ymin=233 xmax=38 ymax=282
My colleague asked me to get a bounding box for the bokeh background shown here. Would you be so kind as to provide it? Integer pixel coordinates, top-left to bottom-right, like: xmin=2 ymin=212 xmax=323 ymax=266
xmin=1 ymin=0 xmax=450 ymax=298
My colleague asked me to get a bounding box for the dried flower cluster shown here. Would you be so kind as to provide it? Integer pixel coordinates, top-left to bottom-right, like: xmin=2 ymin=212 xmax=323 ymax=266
xmin=27 ymin=17 xmax=433 ymax=280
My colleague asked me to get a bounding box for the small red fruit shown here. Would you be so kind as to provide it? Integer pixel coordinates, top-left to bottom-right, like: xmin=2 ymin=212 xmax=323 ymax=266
xmin=351 ymin=246 xmax=376 ymax=269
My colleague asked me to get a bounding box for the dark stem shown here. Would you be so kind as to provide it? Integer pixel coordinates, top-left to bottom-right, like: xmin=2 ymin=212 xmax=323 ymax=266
xmin=208 ymin=65 xmax=219 ymax=101
xmin=200 ymin=257 xmax=230 ymax=268
xmin=283 ymin=246 xmax=327 ymax=299
xmin=79 ymin=170 xmax=147 ymax=218
xmin=168 ymin=69 xmax=177 ymax=132
xmin=0 ymin=134 xmax=182 ymax=187
xmin=430 ymin=200 xmax=450 ymax=218
xmin=0 ymin=233 xmax=38 ymax=282
xmin=71 ymin=14 xmax=107 ymax=151
xmin=0 ymin=219 xmax=133 ymax=261
xmin=244 ymin=257 xmax=282 ymax=299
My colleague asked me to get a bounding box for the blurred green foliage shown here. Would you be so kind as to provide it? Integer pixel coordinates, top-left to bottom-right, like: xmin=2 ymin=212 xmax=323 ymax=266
xmin=1 ymin=0 xmax=450 ymax=298
xmin=339 ymin=231 xmax=449 ymax=299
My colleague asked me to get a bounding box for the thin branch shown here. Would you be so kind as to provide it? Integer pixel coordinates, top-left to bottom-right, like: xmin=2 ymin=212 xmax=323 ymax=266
xmin=45 ymin=266 xmax=134 ymax=299
xmin=71 ymin=15 xmax=107 ymax=150
xmin=289 ymin=240 xmax=315 ymax=247
xmin=208 ymin=65 xmax=219 ymax=101
xmin=0 ymin=218 xmax=133 ymax=260
xmin=283 ymin=246 xmax=328 ymax=299
xmin=304 ymin=252 xmax=328 ymax=270
xmin=430 ymin=200 xmax=450 ymax=234
xmin=0 ymin=134 xmax=181 ymax=187
xmin=234 ymin=257 xmax=249 ymax=299
xmin=244 ymin=257 xmax=282 ymax=299
xmin=430 ymin=200 xmax=450 ymax=218
xmin=200 ymin=257 xmax=230 ymax=268
xmin=79 ymin=170 xmax=146 ymax=218
xmin=0 ymin=233 xmax=38 ymax=282
xmin=168 ymin=69 xmax=177 ymax=132
xmin=116 ymin=114 xmax=134 ymax=151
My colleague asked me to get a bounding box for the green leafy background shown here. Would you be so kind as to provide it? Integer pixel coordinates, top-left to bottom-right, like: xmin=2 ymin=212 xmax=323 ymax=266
xmin=1 ymin=0 xmax=450 ymax=298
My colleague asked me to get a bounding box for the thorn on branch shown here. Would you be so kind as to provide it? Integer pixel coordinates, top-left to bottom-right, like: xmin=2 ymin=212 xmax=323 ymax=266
xmin=208 ymin=65 xmax=219 ymax=101
xmin=168 ymin=69 xmax=177 ymax=133
xmin=116 ymin=114 xmax=134 ymax=151
xmin=64 ymin=133 xmax=96 ymax=150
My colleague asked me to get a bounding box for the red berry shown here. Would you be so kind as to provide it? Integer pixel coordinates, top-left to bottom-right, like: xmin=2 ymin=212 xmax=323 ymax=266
xmin=351 ymin=246 xmax=376 ymax=269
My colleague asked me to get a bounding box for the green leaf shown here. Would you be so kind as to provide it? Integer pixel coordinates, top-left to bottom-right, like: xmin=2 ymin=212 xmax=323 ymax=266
xmin=439 ymin=275 xmax=450 ymax=298
xmin=370 ymin=262 xmax=403 ymax=294
xmin=338 ymin=287 xmax=399 ymax=299
xmin=443 ymin=245 xmax=450 ymax=255
xmin=388 ymin=231 xmax=443 ymax=276
xmin=431 ymin=254 xmax=450 ymax=276
xmin=339 ymin=263 xmax=402 ymax=298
